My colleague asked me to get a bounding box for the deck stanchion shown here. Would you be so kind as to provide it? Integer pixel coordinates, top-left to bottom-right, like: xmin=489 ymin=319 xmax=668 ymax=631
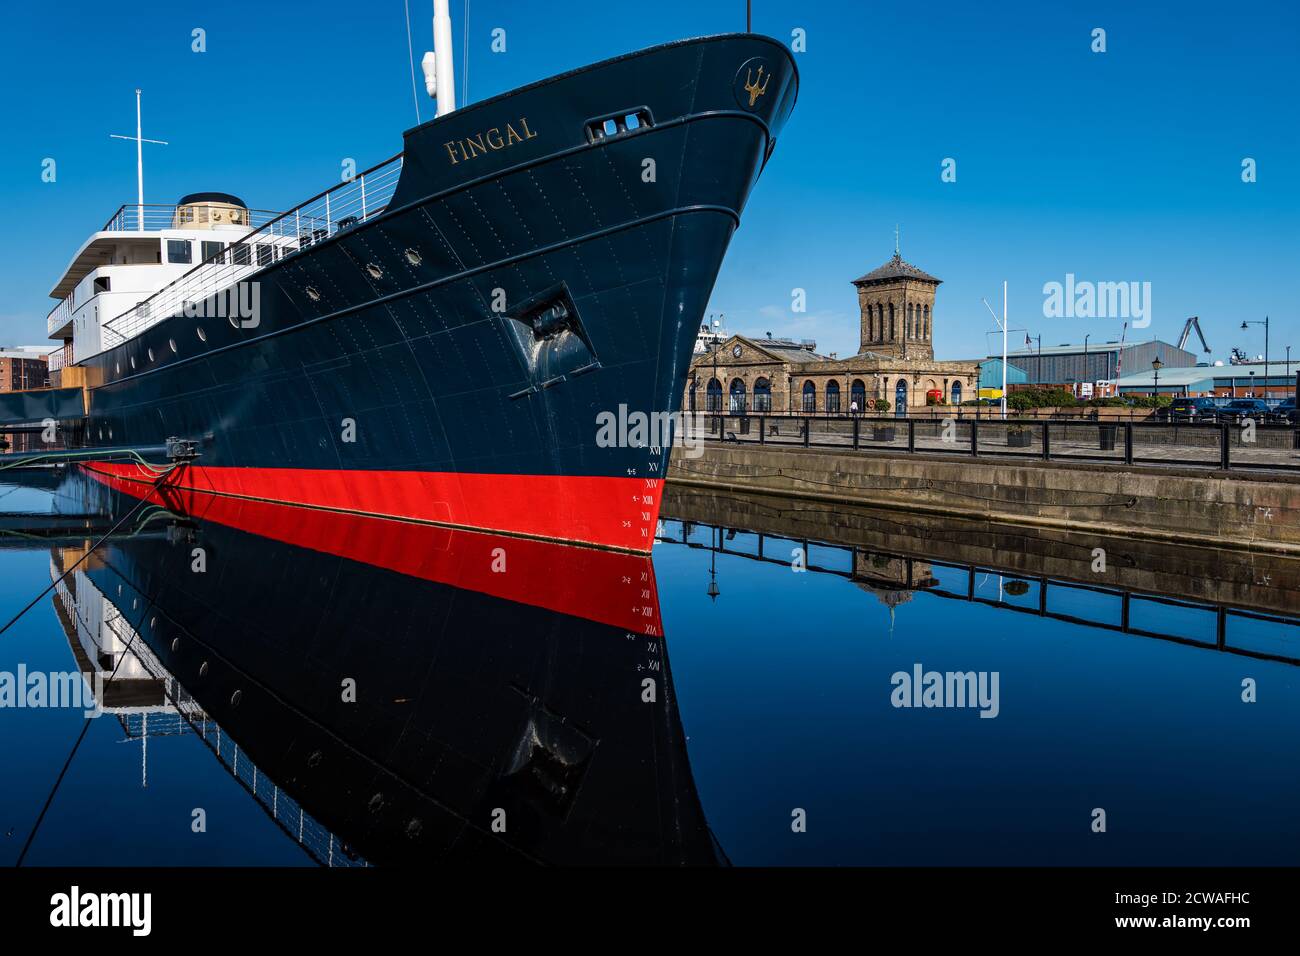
xmin=852 ymin=417 xmax=859 ymax=450
xmin=1220 ymin=422 xmax=1231 ymax=470
xmin=804 ymin=417 xmax=810 ymax=447
xmin=970 ymin=420 xmax=979 ymax=457
xmin=1124 ymin=423 xmax=1134 ymax=464
xmin=1041 ymin=421 xmax=1050 ymax=460
xmin=908 ymin=419 xmax=915 ymax=453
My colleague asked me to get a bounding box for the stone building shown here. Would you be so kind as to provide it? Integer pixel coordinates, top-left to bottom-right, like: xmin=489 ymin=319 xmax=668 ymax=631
xmin=684 ymin=249 xmax=979 ymax=415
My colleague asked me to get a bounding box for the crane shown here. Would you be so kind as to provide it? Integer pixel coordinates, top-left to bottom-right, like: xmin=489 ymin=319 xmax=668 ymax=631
xmin=1177 ymin=316 xmax=1211 ymax=354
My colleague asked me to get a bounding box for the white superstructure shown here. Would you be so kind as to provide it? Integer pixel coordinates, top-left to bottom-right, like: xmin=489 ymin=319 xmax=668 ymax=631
xmin=45 ymin=195 xmax=286 ymax=368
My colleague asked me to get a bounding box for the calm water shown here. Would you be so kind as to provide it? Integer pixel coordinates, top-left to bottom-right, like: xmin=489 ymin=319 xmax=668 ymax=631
xmin=1 ymin=473 xmax=1297 ymax=866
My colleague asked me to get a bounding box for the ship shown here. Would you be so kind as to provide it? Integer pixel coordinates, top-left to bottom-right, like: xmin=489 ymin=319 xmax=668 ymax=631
xmin=42 ymin=21 xmax=798 ymax=553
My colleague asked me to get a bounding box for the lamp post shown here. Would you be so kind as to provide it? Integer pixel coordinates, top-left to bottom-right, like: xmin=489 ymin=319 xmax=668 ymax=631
xmin=709 ymin=313 xmax=720 ymax=414
xmin=1083 ymin=334 xmax=1091 ymax=396
xmin=1151 ymin=357 xmax=1163 ymax=418
xmin=707 ymin=526 xmax=721 ymax=601
xmin=1242 ymin=317 xmax=1270 ymax=397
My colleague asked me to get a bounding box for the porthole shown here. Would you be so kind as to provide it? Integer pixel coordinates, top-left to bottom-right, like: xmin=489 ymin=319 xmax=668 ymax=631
xmin=147 ymin=348 xmax=154 ymax=362
xmin=130 ymin=355 xmax=137 ymax=369
xmin=150 ymin=616 xmax=156 ymax=628
xmin=305 ymin=285 xmax=321 ymax=302
xmin=198 ymin=661 xmax=209 ymax=679
xmin=115 ymin=363 xmax=121 ymax=375
xmin=169 ymin=338 xmax=177 ymax=353
xmin=405 ymin=248 xmax=422 ymax=266
xmin=170 ymin=638 xmax=180 ymax=652
xmin=230 ymin=689 xmax=243 ymax=708
xmin=197 ymin=326 xmax=207 ymax=342
xmin=366 ymin=262 xmax=383 ymax=279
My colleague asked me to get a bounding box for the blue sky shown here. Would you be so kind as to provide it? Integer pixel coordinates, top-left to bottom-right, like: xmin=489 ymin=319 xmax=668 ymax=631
xmin=1 ymin=0 xmax=1296 ymax=362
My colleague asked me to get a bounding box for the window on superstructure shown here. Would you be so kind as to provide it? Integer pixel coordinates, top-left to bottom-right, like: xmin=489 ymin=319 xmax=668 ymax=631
xmin=256 ymin=244 xmax=273 ymax=266
xmin=167 ymin=239 xmax=192 ymax=264
xmin=201 ymin=241 xmax=224 ymax=263
xmin=231 ymin=243 xmax=251 ymax=266
xmin=93 ymin=276 xmax=111 ymax=293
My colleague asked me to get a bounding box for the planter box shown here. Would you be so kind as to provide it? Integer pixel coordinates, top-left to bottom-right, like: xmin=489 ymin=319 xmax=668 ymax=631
xmin=1007 ymin=430 xmax=1032 ymax=447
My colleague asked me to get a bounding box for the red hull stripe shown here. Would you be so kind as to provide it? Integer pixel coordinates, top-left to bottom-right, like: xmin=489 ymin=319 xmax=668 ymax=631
xmin=81 ymin=464 xmax=663 ymax=635
xmin=83 ymin=462 xmax=662 ymax=553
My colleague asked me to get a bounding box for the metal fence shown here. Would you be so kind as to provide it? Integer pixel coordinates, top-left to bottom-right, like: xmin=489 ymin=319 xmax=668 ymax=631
xmin=683 ymin=413 xmax=1300 ymax=472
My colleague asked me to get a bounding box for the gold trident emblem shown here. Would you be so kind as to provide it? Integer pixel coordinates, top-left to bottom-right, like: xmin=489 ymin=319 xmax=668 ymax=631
xmin=743 ymin=65 xmax=771 ymax=107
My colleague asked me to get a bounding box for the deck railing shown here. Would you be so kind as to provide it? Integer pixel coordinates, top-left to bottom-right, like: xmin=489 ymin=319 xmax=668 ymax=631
xmin=46 ymin=295 xmax=75 ymax=337
xmin=101 ymin=154 xmax=404 ymax=348
xmin=47 ymin=343 xmax=71 ymax=372
xmin=100 ymin=203 xmax=284 ymax=233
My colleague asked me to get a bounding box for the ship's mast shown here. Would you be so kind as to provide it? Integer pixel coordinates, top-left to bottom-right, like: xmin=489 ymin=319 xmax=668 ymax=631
xmin=420 ymin=0 xmax=458 ymax=116
xmin=109 ymin=89 xmax=168 ymax=230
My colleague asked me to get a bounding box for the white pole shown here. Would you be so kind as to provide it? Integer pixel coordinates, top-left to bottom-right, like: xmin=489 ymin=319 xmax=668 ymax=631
xmin=433 ymin=0 xmax=457 ymax=116
xmin=135 ymin=88 xmax=144 ymax=230
xmin=1001 ymin=281 xmax=1008 ymax=420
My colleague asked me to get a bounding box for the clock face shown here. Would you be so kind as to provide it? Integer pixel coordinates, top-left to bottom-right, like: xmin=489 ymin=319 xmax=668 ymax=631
xmin=732 ymin=344 xmax=742 ymax=358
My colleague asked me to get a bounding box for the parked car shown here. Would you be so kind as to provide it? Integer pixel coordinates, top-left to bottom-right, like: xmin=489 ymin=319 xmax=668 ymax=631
xmin=1167 ymin=397 xmax=1221 ymax=423
xmin=1272 ymin=398 xmax=1297 ymax=424
xmin=1217 ymin=398 xmax=1272 ymax=423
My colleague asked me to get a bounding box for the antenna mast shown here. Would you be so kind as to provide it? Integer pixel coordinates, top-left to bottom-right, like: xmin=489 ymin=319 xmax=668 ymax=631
xmin=109 ymin=89 xmax=168 ymax=231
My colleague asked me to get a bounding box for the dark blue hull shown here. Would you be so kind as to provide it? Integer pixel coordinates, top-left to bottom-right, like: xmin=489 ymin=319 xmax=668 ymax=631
xmin=76 ymin=35 xmax=798 ymax=550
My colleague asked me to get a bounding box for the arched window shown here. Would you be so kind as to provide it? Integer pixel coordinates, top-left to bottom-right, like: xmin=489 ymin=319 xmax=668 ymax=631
xmin=688 ymin=380 xmax=697 ymax=412
xmin=907 ymin=304 xmax=914 ymax=339
xmin=753 ymin=377 xmax=772 ymax=413
xmin=851 ymin=379 xmax=866 ymax=411
xmin=826 ymin=380 xmax=841 ymax=414
xmin=801 ymin=380 xmax=816 ymax=413
xmin=924 ymin=305 xmax=931 ymax=339
xmin=951 ymin=380 xmax=963 ymax=404
xmin=706 ymin=378 xmax=722 ymax=412
xmin=889 ymin=303 xmax=895 ymax=340
xmin=729 ymin=378 xmax=747 ymax=414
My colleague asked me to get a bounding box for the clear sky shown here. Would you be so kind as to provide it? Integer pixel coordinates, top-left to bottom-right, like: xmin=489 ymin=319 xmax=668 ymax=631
xmin=2 ymin=0 xmax=1295 ymax=363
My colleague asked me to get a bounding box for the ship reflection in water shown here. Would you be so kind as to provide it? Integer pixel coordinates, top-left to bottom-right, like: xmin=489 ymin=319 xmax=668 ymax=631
xmin=2 ymin=471 xmax=717 ymax=866
xmin=1 ymin=475 xmax=1299 ymax=865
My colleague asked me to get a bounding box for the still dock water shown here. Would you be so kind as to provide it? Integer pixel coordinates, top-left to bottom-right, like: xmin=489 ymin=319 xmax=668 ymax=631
xmin=1 ymin=474 xmax=1297 ymax=866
